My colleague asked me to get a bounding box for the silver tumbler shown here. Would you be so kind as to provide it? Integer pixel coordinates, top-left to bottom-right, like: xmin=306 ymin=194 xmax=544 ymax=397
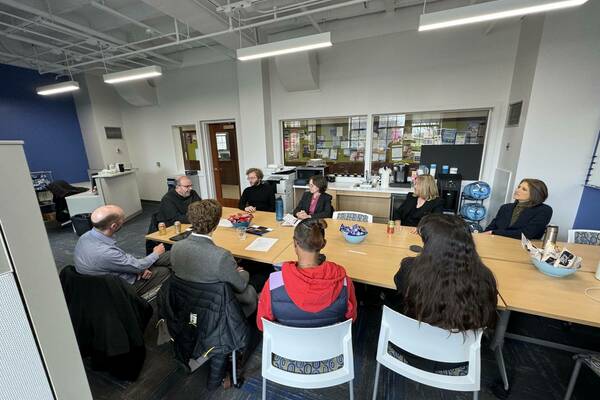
xmin=542 ymin=224 xmax=559 ymax=249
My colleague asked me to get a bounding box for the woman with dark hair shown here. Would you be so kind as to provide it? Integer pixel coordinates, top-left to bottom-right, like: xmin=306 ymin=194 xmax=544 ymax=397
xmin=392 ymin=213 xmax=498 ymax=374
xmin=293 ymin=175 xmax=334 ymax=220
xmin=256 ymin=218 xmax=357 ymax=331
xmin=484 ymin=178 xmax=552 ymax=239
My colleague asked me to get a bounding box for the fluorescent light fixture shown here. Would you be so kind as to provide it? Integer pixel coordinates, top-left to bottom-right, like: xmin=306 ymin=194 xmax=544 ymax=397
xmin=103 ymin=65 xmax=162 ymax=84
xmin=36 ymin=80 xmax=80 ymax=96
xmin=237 ymin=32 xmax=332 ymax=61
xmin=419 ymin=0 xmax=589 ymax=31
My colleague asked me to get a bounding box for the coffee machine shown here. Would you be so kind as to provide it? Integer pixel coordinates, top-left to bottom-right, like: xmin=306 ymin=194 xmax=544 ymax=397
xmin=390 ymin=163 xmax=410 ymax=187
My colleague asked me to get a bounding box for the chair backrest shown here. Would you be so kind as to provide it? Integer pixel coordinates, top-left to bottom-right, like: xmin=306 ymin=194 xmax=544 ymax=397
xmin=333 ymin=211 xmax=373 ymax=223
xmin=568 ymin=229 xmax=600 ymax=245
xmin=262 ymin=318 xmax=354 ymax=389
xmin=375 ymin=306 xmax=482 ymax=392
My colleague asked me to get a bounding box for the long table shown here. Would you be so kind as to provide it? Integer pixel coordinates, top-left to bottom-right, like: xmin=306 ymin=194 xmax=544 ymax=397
xmin=146 ymin=210 xmax=600 ymax=390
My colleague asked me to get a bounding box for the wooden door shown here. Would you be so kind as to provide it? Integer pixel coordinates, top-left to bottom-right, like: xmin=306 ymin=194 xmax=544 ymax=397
xmin=179 ymin=128 xmax=201 ymax=171
xmin=208 ymin=122 xmax=241 ymax=207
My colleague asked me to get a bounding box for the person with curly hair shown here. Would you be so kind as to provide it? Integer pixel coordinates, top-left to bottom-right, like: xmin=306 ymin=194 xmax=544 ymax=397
xmin=170 ymin=199 xmax=257 ymax=316
xmin=392 ymin=213 xmax=498 ymax=375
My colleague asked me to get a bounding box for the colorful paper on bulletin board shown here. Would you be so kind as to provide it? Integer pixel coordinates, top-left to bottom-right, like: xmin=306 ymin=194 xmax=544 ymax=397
xmin=343 ymin=149 xmax=351 ymax=156
xmin=391 ymin=128 xmax=403 ymax=141
xmin=341 ymin=141 xmax=350 ymax=149
xmin=336 ymin=126 xmax=344 ymax=137
xmin=378 ymin=116 xmax=388 ymax=128
xmin=391 ymin=146 xmax=403 ymax=160
xmin=330 ymin=149 xmax=338 ymax=160
xmin=303 ymin=144 xmax=311 ymax=157
xmin=321 ymin=149 xmax=330 ymax=159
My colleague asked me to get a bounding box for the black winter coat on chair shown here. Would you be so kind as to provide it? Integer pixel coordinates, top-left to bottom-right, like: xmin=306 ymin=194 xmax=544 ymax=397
xmin=158 ymin=276 xmax=250 ymax=389
xmin=59 ymin=265 xmax=153 ymax=381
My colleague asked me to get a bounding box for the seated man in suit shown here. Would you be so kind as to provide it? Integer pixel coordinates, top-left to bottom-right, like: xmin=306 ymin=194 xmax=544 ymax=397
xmin=239 ymin=168 xmax=276 ymax=212
xmin=74 ymin=205 xmax=171 ymax=295
xmin=293 ymin=175 xmax=334 ymax=220
xmin=158 ymin=175 xmax=201 ymax=226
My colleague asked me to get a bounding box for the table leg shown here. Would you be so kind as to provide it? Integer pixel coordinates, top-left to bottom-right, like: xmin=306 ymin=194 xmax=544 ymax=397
xmin=491 ymin=310 xmax=511 ymax=391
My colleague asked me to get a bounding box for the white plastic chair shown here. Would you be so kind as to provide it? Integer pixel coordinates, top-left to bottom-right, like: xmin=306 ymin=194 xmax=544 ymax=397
xmin=333 ymin=211 xmax=373 ymax=223
xmin=567 ymin=229 xmax=600 ymax=245
xmin=372 ymin=306 xmax=483 ymax=400
xmin=261 ymin=318 xmax=354 ymax=400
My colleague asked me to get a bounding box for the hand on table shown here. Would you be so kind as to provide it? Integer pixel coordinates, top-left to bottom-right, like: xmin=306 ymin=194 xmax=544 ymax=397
xmin=153 ymin=243 xmax=166 ymax=256
xmin=245 ymin=206 xmax=256 ymax=213
xmin=296 ymin=211 xmax=310 ymax=220
xmin=482 ymin=230 xmax=493 ymax=235
xmin=140 ymin=269 xmax=153 ymax=280
xmin=236 ymin=266 xmax=245 ymax=273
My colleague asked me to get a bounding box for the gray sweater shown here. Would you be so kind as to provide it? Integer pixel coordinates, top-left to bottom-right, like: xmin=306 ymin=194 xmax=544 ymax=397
xmin=170 ymin=233 xmax=257 ymax=316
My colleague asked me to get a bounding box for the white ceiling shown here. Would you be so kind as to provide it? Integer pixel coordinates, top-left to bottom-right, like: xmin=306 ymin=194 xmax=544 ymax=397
xmin=0 ymin=0 xmax=477 ymax=76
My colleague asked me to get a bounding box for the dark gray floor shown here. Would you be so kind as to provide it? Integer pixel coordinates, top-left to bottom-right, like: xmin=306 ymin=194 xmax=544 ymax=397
xmin=47 ymin=202 xmax=600 ymax=400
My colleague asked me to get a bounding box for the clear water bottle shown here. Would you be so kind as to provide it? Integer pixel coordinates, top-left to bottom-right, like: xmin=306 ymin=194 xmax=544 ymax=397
xmin=275 ymin=195 xmax=284 ymax=221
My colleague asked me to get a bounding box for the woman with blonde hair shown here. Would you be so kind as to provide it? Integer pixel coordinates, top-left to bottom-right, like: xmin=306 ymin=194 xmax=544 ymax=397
xmin=393 ymin=174 xmax=443 ymax=227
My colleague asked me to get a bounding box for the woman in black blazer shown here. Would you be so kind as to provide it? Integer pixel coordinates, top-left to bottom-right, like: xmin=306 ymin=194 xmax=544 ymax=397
xmin=293 ymin=175 xmax=334 ymax=220
xmin=394 ymin=174 xmax=443 ymax=227
xmin=484 ymin=178 xmax=552 ymax=240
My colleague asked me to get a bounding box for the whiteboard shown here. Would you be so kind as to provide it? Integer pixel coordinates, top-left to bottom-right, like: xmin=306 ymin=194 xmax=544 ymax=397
xmin=586 ymin=131 xmax=600 ymax=188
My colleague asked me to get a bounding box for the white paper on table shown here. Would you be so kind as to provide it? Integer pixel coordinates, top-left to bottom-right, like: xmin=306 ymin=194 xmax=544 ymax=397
xmin=245 ymin=237 xmax=279 ymax=252
xmin=218 ymin=219 xmax=233 ymax=228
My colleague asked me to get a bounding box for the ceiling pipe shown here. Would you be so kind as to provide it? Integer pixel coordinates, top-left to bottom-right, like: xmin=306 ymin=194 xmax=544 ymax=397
xmin=45 ymin=0 xmax=371 ymax=73
xmin=0 ymin=0 xmax=180 ymax=65
xmin=89 ymin=1 xmax=163 ymax=35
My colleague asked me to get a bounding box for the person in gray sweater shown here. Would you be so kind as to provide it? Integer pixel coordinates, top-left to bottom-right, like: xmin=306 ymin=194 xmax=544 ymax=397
xmin=170 ymin=199 xmax=257 ymax=316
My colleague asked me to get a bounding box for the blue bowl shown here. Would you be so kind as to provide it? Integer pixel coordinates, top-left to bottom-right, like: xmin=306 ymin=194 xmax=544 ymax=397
xmin=343 ymin=231 xmax=368 ymax=244
xmin=531 ymin=257 xmax=577 ymax=278
xmin=231 ymin=221 xmax=251 ymax=229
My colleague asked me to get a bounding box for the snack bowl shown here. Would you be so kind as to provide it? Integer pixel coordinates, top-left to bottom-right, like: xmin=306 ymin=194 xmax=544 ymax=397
xmin=339 ymin=224 xmax=368 ymax=244
xmin=342 ymin=231 xmax=368 ymax=244
xmin=531 ymin=257 xmax=577 ymax=278
xmin=228 ymin=213 xmax=253 ymax=228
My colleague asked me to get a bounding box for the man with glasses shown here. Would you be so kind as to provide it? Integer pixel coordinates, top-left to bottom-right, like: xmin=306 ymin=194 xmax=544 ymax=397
xmin=158 ymin=175 xmax=201 ymax=226
xmin=239 ymin=168 xmax=276 ymax=212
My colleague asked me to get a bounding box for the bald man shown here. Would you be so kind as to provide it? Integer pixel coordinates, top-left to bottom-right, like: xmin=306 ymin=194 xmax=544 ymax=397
xmin=74 ymin=205 xmax=171 ymax=295
xmin=158 ymin=175 xmax=201 ymax=226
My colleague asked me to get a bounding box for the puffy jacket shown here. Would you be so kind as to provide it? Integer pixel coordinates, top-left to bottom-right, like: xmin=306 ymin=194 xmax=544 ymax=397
xmin=257 ymin=261 xmax=357 ymax=331
xmin=158 ymin=276 xmax=249 ymax=387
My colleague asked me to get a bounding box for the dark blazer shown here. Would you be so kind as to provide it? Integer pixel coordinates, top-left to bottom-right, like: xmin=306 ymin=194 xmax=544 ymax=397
xmin=485 ymin=202 xmax=552 ymax=239
xmin=293 ymin=192 xmax=334 ymax=219
xmin=158 ymin=189 xmax=201 ymax=226
xmin=394 ymin=193 xmax=444 ymax=227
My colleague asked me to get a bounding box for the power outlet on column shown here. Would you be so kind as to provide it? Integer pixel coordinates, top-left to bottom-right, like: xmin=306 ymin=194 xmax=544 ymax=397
xmin=156 ymin=161 xmax=161 ymax=167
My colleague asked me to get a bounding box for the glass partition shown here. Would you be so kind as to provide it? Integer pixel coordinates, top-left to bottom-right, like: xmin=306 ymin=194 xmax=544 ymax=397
xmin=282 ymin=116 xmax=367 ymax=175
xmin=370 ymin=110 xmax=489 ymax=175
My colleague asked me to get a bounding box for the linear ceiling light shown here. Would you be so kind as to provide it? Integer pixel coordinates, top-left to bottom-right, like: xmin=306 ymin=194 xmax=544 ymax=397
xmin=103 ymin=65 xmax=162 ymax=84
xmin=418 ymin=0 xmax=589 ymax=31
xmin=237 ymin=32 xmax=332 ymax=61
xmin=36 ymin=80 xmax=80 ymax=96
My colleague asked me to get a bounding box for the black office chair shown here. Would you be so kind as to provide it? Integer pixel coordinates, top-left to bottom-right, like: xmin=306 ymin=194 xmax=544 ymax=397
xmin=59 ymin=266 xmax=153 ymax=381
xmin=47 ymin=180 xmax=87 ymax=224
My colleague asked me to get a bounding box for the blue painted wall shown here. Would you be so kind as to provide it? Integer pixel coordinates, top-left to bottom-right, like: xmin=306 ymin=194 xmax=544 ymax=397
xmin=0 ymin=64 xmax=89 ymax=183
xmin=573 ymin=186 xmax=600 ymax=230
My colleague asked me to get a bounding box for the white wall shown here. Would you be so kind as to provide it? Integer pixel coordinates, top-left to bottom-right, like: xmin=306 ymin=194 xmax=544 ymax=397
xmin=121 ymin=60 xmax=240 ymax=200
xmin=515 ymin=0 xmax=600 ymax=238
xmin=268 ymin=23 xmax=521 ymax=187
xmin=489 ymin=15 xmax=545 ymax=219
xmin=74 ymin=74 xmax=131 ymax=170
